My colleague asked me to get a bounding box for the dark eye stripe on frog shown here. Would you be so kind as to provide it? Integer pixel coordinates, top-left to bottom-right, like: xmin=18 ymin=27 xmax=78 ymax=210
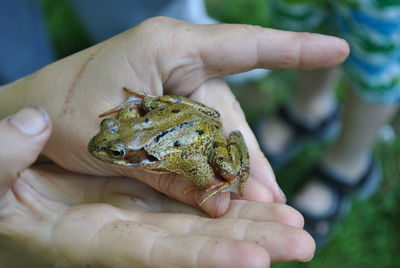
xmin=154 ymin=122 xmax=195 ymax=143
xmin=171 ymin=109 xmax=180 ymax=113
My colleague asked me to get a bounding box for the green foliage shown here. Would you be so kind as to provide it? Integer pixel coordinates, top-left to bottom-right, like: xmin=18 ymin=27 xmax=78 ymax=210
xmin=41 ymin=0 xmax=91 ymax=58
xmin=206 ymin=0 xmax=270 ymax=27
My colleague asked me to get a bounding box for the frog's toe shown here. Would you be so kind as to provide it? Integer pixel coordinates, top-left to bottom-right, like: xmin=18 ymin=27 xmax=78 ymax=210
xmin=122 ymin=87 xmax=147 ymax=98
xmin=198 ymin=179 xmax=242 ymax=206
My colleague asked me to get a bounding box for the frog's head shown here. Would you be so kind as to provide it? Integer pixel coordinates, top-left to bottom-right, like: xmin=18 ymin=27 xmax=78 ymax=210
xmin=88 ymin=118 xmax=129 ymax=166
xmin=88 ymin=118 xmax=155 ymax=166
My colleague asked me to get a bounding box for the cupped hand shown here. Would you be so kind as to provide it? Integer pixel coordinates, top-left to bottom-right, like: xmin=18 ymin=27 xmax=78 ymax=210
xmin=0 ymin=108 xmax=315 ymax=267
xmin=0 ymin=17 xmax=349 ymax=215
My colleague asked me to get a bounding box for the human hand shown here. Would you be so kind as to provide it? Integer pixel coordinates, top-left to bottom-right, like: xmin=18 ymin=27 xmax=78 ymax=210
xmin=0 ymin=107 xmax=315 ymax=267
xmin=0 ymin=17 xmax=349 ymax=215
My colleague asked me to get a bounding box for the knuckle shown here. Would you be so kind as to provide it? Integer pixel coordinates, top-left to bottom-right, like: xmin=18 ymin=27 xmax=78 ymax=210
xmin=136 ymin=16 xmax=179 ymax=32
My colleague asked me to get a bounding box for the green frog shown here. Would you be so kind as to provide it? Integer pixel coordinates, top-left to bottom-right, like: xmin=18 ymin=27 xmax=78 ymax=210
xmin=88 ymin=87 xmax=249 ymax=205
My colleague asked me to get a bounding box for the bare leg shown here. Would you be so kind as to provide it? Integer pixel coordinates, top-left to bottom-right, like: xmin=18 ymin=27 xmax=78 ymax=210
xmin=261 ymin=68 xmax=339 ymax=153
xmin=294 ymin=89 xmax=398 ymax=214
xmin=322 ymin=90 xmax=398 ymax=180
xmin=291 ymin=68 xmax=340 ymax=121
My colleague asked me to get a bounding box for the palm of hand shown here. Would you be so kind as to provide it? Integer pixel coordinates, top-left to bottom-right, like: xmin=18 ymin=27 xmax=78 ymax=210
xmin=1 ymin=163 xmax=312 ymax=267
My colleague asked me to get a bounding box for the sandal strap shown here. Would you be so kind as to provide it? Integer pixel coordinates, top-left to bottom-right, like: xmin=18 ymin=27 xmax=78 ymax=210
xmin=278 ymin=105 xmax=340 ymax=138
xmin=313 ymin=158 xmax=376 ymax=197
xmin=293 ymin=158 xmax=378 ymax=248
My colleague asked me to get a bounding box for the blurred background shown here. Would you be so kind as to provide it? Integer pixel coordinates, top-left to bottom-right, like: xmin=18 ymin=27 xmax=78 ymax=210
xmin=38 ymin=0 xmax=400 ymax=266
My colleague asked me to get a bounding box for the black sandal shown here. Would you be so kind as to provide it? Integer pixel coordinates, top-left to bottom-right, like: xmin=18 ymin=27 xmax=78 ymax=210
xmin=292 ymin=158 xmax=381 ymax=248
xmin=254 ymin=104 xmax=341 ymax=170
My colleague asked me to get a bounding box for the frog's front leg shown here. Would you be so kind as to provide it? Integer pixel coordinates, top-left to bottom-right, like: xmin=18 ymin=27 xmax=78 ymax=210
xmin=211 ymin=131 xmax=250 ymax=197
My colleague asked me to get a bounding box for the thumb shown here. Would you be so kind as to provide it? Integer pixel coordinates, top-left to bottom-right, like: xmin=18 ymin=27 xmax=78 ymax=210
xmin=0 ymin=106 xmax=51 ymax=196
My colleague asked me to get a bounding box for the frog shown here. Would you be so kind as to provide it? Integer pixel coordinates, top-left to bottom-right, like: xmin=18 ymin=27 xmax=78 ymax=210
xmin=88 ymin=87 xmax=249 ymax=205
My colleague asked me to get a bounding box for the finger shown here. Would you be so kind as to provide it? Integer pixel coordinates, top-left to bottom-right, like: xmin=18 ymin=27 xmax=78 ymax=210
xmin=54 ymin=207 xmax=270 ymax=268
xmin=194 ymin=23 xmax=349 ymax=74
xmin=99 ymin=175 xmax=208 ymax=216
xmin=0 ymin=107 xmax=51 ymax=196
xmin=138 ymin=210 xmax=315 ymax=263
xmin=191 ymin=79 xmax=286 ymax=203
xmin=101 ymin=176 xmax=273 ymax=217
xmin=97 ymin=221 xmax=271 ymax=268
xmin=108 ymin=179 xmax=302 ymax=229
xmin=240 ymin=177 xmax=274 ymax=203
xmin=120 ymin=167 xmax=232 ymax=218
xmin=222 ymin=200 xmax=304 ymax=228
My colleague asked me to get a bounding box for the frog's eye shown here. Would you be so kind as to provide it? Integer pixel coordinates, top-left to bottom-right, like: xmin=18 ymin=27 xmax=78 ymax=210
xmin=109 ymin=145 xmax=127 ymax=158
xmin=101 ymin=118 xmax=119 ymax=133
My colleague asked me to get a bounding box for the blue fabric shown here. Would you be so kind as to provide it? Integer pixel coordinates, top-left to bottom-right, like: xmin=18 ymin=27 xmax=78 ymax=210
xmin=350 ymin=9 xmax=400 ymax=36
xmin=68 ymin=0 xmax=172 ymax=43
xmin=346 ymin=53 xmax=399 ymax=75
xmin=0 ymin=0 xmax=54 ymax=84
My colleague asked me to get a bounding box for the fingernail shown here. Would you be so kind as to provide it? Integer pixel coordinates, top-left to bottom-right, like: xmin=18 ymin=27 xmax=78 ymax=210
xmin=9 ymin=106 xmax=49 ymax=136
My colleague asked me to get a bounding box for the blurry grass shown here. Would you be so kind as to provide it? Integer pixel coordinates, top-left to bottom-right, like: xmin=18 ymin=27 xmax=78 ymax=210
xmin=41 ymin=0 xmax=91 ymax=58
xmin=206 ymin=0 xmax=271 ymax=27
xmin=41 ymin=0 xmax=400 ymax=267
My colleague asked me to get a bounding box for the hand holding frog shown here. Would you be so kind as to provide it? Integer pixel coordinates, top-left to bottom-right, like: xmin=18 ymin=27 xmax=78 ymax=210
xmin=0 ymin=107 xmax=315 ymax=267
xmin=0 ymin=17 xmax=349 ymax=215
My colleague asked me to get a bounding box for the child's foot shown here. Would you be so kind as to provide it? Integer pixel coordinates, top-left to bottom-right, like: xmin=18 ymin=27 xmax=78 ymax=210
xmin=290 ymin=156 xmax=381 ymax=248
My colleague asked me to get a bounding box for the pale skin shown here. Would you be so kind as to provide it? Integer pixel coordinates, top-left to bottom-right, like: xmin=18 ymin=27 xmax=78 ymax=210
xmin=0 ymin=17 xmax=349 ymax=266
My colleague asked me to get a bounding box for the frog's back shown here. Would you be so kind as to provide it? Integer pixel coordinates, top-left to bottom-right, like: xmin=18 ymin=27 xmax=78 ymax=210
xmin=139 ymin=102 xmax=219 ymax=158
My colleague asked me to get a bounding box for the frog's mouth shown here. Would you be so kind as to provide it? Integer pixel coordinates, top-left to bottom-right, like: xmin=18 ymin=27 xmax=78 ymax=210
xmin=125 ymin=150 xmax=158 ymax=165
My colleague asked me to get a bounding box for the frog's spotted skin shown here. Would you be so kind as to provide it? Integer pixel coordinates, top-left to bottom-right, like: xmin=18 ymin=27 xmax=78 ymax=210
xmin=88 ymin=88 xmax=249 ymax=205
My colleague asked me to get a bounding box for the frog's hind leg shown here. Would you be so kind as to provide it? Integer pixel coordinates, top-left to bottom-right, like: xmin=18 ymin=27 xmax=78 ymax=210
xmin=99 ymin=87 xmax=147 ymax=117
xmin=164 ymin=96 xmax=221 ymax=120
xmin=122 ymin=87 xmax=147 ymax=99
xmin=212 ymin=131 xmax=250 ymax=197
xmin=99 ymin=98 xmax=142 ymax=117
xmin=143 ymin=94 xmax=221 ymax=122
xmin=146 ymin=153 xmax=219 ymax=205
xmin=228 ymin=131 xmax=250 ymax=196
xmin=182 ymin=179 xmax=237 ymax=205
xmin=199 ymin=179 xmax=241 ymax=206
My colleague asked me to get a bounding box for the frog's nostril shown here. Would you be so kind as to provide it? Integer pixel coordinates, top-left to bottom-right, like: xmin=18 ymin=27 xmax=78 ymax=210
xmin=88 ymin=141 xmax=102 ymax=152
